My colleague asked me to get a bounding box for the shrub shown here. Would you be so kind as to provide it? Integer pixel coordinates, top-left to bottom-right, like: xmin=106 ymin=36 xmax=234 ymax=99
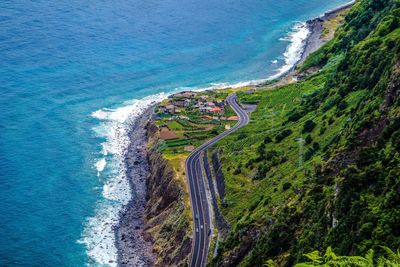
xmin=305 ymin=135 xmax=313 ymax=145
xmin=337 ymin=100 xmax=347 ymax=111
xmin=303 ymin=119 xmax=317 ymax=133
xmin=322 ymin=98 xmax=336 ymax=112
xmin=264 ymin=136 xmax=272 ymax=144
xmin=305 ymin=148 xmax=315 ymax=161
xmin=282 ymin=182 xmax=292 ymax=191
xmin=254 ymin=164 xmax=270 ymax=180
xmin=312 ymin=142 xmax=320 ymax=151
xmin=233 ymin=163 xmax=242 ymax=175
xmin=237 ymin=132 xmax=247 ymax=140
xmin=287 ymin=109 xmax=305 ymax=122
xmin=266 ymin=150 xmax=279 ymax=161
xmin=275 ymin=129 xmax=293 ymax=143
xmin=245 ymin=159 xmax=254 ymax=168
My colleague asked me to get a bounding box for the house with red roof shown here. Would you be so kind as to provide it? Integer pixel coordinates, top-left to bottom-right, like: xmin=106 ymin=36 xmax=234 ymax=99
xmin=227 ymin=116 xmax=239 ymax=121
xmin=210 ymin=107 xmax=223 ymax=114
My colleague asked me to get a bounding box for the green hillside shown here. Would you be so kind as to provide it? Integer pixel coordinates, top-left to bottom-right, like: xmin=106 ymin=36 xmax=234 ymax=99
xmin=210 ymin=0 xmax=400 ymax=266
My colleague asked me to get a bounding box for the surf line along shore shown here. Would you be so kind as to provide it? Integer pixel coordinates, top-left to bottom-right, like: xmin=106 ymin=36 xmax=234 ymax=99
xmin=300 ymin=0 xmax=355 ymax=63
xmin=115 ymin=105 xmax=157 ymax=267
xmin=114 ymin=2 xmax=354 ymax=266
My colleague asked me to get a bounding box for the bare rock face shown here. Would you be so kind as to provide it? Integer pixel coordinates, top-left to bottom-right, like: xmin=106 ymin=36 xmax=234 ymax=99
xmin=115 ymin=112 xmax=191 ymax=267
xmin=143 ymin=122 xmax=192 ymax=267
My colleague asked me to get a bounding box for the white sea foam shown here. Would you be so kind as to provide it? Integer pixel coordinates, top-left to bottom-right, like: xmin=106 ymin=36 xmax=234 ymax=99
xmin=269 ymin=22 xmax=310 ymax=80
xmin=172 ymin=78 xmax=266 ymax=93
xmin=79 ymin=93 xmax=167 ymax=267
xmin=171 ymin=23 xmax=310 ymax=92
xmin=95 ymin=158 xmax=107 ymax=175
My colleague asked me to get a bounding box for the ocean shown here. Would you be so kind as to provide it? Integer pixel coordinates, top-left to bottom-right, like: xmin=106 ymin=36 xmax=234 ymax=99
xmin=0 ymin=0 xmax=350 ymax=266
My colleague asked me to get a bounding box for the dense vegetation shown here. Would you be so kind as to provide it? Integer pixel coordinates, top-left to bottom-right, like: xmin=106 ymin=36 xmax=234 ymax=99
xmin=287 ymin=246 xmax=400 ymax=267
xmin=210 ymin=0 xmax=400 ymax=266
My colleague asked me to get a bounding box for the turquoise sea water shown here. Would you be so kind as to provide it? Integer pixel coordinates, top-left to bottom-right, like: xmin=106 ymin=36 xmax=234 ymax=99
xmin=0 ymin=0 xmax=350 ymax=266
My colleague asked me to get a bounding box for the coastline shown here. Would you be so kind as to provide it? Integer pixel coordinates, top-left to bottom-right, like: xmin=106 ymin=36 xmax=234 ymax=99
xmin=115 ymin=105 xmax=157 ymax=266
xmin=113 ymin=2 xmax=354 ymax=266
xmin=269 ymin=1 xmax=353 ymax=87
xmin=300 ymin=1 xmax=354 ymax=63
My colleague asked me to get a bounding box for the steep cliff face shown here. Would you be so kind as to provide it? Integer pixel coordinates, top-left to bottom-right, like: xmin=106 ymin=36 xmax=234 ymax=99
xmin=143 ymin=122 xmax=192 ymax=266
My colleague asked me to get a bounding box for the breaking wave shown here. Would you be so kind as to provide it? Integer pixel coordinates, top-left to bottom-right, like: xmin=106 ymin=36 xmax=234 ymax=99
xmin=78 ymin=93 xmax=167 ymax=267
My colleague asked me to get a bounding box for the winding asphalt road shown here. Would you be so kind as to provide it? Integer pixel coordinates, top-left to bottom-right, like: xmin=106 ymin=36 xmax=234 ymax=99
xmin=185 ymin=94 xmax=250 ymax=267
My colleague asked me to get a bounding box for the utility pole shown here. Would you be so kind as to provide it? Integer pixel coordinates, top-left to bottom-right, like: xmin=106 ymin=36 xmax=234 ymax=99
xmin=296 ymin=137 xmax=304 ymax=168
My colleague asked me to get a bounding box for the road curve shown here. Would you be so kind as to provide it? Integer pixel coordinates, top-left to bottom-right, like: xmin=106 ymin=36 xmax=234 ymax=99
xmin=185 ymin=94 xmax=250 ymax=267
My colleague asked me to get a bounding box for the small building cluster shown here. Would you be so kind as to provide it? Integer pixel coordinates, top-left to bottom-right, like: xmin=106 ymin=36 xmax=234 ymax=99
xmin=157 ymin=91 xmax=226 ymax=115
xmin=152 ymin=90 xmax=240 ymax=155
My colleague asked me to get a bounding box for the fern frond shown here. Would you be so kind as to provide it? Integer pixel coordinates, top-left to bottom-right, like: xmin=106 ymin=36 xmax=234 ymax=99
xmin=324 ymin=247 xmax=339 ymax=262
xmin=304 ymin=250 xmax=323 ymax=264
xmin=376 ymin=256 xmax=386 ymax=267
xmin=339 ymin=255 xmax=369 ymax=267
xmin=380 ymin=246 xmax=400 ymax=262
xmin=263 ymin=259 xmax=275 ymax=267
xmin=365 ymin=249 xmax=375 ymax=266
xmin=294 ymin=263 xmax=318 ymax=267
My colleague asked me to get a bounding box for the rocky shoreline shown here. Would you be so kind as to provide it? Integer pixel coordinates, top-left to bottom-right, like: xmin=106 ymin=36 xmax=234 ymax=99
xmin=300 ymin=1 xmax=354 ymax=63
xmin=115 ymin=105 xmax=191 ymax=267
xmin=115 ymin=106 xmax=156 ymax=267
